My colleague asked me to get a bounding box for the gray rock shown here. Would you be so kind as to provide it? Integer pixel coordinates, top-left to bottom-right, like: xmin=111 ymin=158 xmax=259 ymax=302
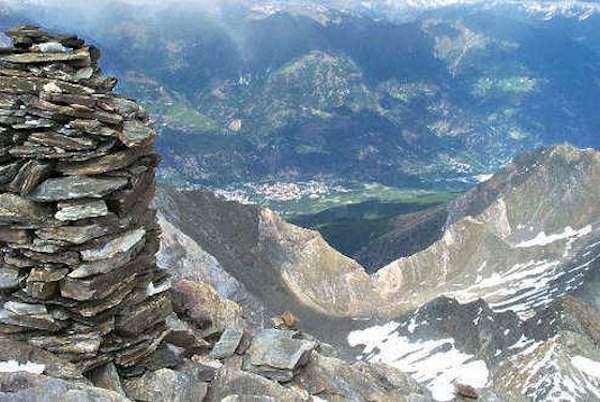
xmin=8 ymin=160 xmax=52 ymax=196
xmin=1 ymin=48 xmax=91 ymax=65
xmin=0 ymin=372 xmax=129 ymax=402
xmin=115 ymin=293 xmax=172 ymax=336
xmin=80 ymin=228 xmax=145 ymax=262
xmin=295 ymin=352 xmax=430 ymax=402
xmin=57 ymin=147 xmax=151 ymax=176
xmin=205 ymin=367 xmax=303 ymax=402
xmin=245 ymin=329 xmax=316 ymax=382
xmin=4 ymin=301 xmax=47 ymax=315
xmin=0 ymin=193 xmax=53 ymax=226
xmin=31 ymin=41 xmax=69 ymax=53
xmin=70 ymin=119 xmax=120 ymax=138
xmin=27 ymin=131 xmax=97 ymax=151
xmin=120 ymin=120 xmax=155 ymax=148
xmin=210 ymin=327 xmax=245 ymax=359
xmin=0 ymin=268 xmax=22 ymax=290
xmin=36 ymin=224 xmax=110 ymax=245
xmin=0 ymin=228 xmax=30 ymax=244
xmin=29 ymin=99 xmax=123 ymax=125
xmin=22 ymin=249 xmax=81 ymax=266
xmin=0 ymin=302 xmax=61 ymax=331
xmin=0 ymin=338 xmax=82 ymax=379
xmin=123 ymin=368 xmax=208 ymax=402
xmin=89 ymin=362 xmax=127 ymax=396
xmin=25 ymin=267 xmax=68 ymax=299
xmin=55 ymin=199 xmax=108 ymax=221
xmin=68 ymin=229 xmax=147 ymax=279
xmin=0 ymin=161 xmax=22 ymax=184
xmin=186 ymin=355 xmax=223 ymax=382
xmin=28 ymin=176 xmax=128 ymax=202
xmin=0 ymin=76 xmax=94 ymax=96
xmin=164 ymin=313 xmax=210 ymax=351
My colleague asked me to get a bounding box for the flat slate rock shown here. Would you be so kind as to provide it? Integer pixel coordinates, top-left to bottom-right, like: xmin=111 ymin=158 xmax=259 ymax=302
xmin=35 ymin=224 xmax=110 ymax=245
xmin=209 ymin=327 xmax=245 ymax=359
xmin=28 ymin=175 xmax=128 ymax=201
xmin=0 ymin=269 xmax=22 ymax=290
xmin=55 ymin=199 xmax=108 ymax=221
xmin=8 ymin=160 xmax=52 ymax=196
xmin=1 ymin=49 xmax=91 ymax=65
xmin=0 ymin=193 xmax=54 ymax=226
xmin=57 ymin=147 xmax=149 ymax=176
xmin=123 ymin=368 xmax=208 ymax=402
xmin=80 ymin=228 xmax=146 ymax=262
xmin=245 ymin=329 xmax=316 ymax=382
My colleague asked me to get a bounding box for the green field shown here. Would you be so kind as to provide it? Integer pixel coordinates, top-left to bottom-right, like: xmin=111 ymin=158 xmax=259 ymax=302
xmin=279 ymin=184 xmax=459 ymax=261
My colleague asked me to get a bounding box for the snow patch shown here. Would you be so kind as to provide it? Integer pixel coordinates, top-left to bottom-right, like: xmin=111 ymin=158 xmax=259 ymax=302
xmin=572 ymin=355 xmax=600 ymax=379
xmin=146 ymin=280 xmax=171 ymax=296
xmin=515 ymin=225 xmax=592 ymax=248
xmin=348 ymin=323 xmax=489 ymax=401
xmin=0 ymin=360 xmax=45 ymax=374
xmin=473 ymin=173 xmax=493 ymax=183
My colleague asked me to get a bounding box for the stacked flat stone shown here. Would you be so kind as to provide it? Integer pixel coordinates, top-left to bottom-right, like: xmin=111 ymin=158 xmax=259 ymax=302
xmin=0 ymin=26 xmax=171 ymax=372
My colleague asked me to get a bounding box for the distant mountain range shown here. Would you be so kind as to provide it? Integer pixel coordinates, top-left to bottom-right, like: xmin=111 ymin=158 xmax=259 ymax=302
xmin=3 ymin=0 xmax=599 ymax=190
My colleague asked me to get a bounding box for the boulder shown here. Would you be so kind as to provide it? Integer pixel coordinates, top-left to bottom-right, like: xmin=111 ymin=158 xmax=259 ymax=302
xmin=209 ymin=327 xmax=245 ymax=359
xmin=205 ymin=367 xmax=303 ymax=402
xmin=171 ymin=279 xmax=243 ymax=337
xmin=122 ymin=368 xmax=208 ymax=402
xmin=0 ymin=372 xmax=128 ymax=402
xmin=244 ymin=329 xmax=316 ymax=382
xmin=295 ymin=352 xmax=430 ymax=402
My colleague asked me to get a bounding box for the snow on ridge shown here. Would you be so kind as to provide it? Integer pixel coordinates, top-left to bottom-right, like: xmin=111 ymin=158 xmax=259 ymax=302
xmin=571 ymin=355 xmax=600 ymax=379
xmin=0 ymin=360 xmax=45 ymax=374
xmin=348 ymin=323 xmax=489 ymax=401
xmin=515 ymin=225 xmax=592 ymax=248
xmin=473 ymin=173 xmax=493 ymax=183
xmin=447 ymin=252 xmax=599 ymax=318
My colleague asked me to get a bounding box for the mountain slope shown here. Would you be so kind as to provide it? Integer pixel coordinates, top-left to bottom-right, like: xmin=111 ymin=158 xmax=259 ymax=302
xmin=155 ymin=145 xmax=600 ymax=401
xmin=375 ymin=145 xmax=600 ymax=316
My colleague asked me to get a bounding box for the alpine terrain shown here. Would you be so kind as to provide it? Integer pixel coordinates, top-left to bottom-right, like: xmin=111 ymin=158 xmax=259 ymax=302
xmin=0 ymin=1 xmax=598 ymax=402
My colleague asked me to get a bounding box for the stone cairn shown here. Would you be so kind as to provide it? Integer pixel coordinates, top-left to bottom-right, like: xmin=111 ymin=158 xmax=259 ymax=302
xmin=0 ymin=26 xmax=171 ymax=373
